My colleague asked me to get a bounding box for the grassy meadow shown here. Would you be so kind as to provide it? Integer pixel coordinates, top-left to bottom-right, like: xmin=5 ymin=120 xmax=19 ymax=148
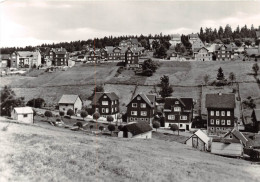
xmin=1 ymin=121 xmax=260 ymax=182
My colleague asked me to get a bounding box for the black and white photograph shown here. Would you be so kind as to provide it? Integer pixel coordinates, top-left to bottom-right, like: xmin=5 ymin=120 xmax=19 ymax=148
xmin=0 ymin=0 xmax=260 ymax=181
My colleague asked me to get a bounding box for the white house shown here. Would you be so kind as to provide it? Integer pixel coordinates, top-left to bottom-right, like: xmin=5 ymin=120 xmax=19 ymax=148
xmin=194 ymin=47 xmax=212 ymax=61
xmin=118 ymin=122 xmax=153 ymax=139
xmin=58 ymin=94 xmax=83 ymax=114
xmin=11 ymin=107 xmax=34 ymax=124
xmin=185 ymin=129 xmax=210 ymax=151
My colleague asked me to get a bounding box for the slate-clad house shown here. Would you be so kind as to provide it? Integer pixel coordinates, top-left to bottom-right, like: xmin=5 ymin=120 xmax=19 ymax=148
xmin=163 ymin=97 xmax=194 ymax=130
xmin=194 ymin=47 xmax=212 ymax=61
xmin=215 ymin=44 xmax=234 ymax=61
xmin=58 ymin=94 xmax=83 ymax=114
xmin=49 ymin=47 xmax=69 ymax=66
xmin=118 ymin=122 xmax=153 ymax=139
xmin=92 ymin=92 xmax=120 ymax=119
xmin=10 ymin=50 xmax=41 ymax=68
xmin=206 ymin=93 xmax=236 ymax=136
xmin=125 ymin=47 xmax=139 ymax=68
xmin=127 ymin=93 xmax=156 ymax=125
xmin=86 ymin=50 xmax=101 ymax=62
xmin=119 ymin=38 xmax=139 ymax=48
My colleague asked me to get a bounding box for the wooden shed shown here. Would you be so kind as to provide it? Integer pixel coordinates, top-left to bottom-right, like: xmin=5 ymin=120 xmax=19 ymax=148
xmin=185 ymin=129 xmax=210 ymax=151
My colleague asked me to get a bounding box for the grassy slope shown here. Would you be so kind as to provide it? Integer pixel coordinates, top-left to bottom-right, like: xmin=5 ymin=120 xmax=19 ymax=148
xmin=1 ymin=121 xmax=260 ymax=182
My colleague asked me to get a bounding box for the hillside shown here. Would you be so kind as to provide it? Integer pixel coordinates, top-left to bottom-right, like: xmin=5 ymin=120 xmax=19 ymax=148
xmin=0 ymin=120 xmax=260 ymax=182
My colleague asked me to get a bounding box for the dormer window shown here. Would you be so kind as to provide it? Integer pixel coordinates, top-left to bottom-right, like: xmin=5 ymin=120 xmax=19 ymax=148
xmin=103 ymin=95 xmax=107 ymax=98
xmin=137 ymin=96 xmax=141 ymax=100
xmin=175 ymin=101 xmax=179 ymax=104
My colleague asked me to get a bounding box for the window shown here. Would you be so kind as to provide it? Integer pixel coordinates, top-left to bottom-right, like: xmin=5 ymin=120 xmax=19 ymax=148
xmin=227 ymin=120 xmax=231 ymax=125
xmin=211 ymin=127 xmax=214 ymax=131
xmin=221 ymin=120 xmax=225 ymax=125
xmin=23 ymin=114 xmax=28 ymax=117
xmin=137 ymin=96 xmax=141 ymax=100
xmin=216 ymin=119 xmax=220 ymax=125
xmin=174 ymin=107 xmax=181 ymax=112
xmin=141 ymin=111 xmax=147 ymax=116
xmin=106 ymin=108 xmax=109 ymax=113
xmin=130 ymin=117 xmax=134 ymax=121
xmin=140 ymin=103 xmax=146 ymax=108
xmin=132 ymin=103 xmax=137 ymax=108
xmin=115 ymin=107 xmax=117 ymax=112
xmin=131 ymin=111 xmax=137 ymax=116
xmin=102 ymin=101 xmax=108 ymax=105
xmin=216 ymin=127 xmax=220 ymax=131
xmin=112 ymin=108 xmax=114 ymax=113
xmin=115 ymin=100 xmax=117 ymax=104
xmin=216 ymin=111 xmax=219 ymax=116
xmin=103 ymin=95 xmax=107 ymax=98
xmin=210 ymin=119 xmax=214 ymax=125
xmin=210 ymin=111 xmax=214 ymax=116
xmin=227 ymin=111 xmax=231 ymax=116
xmin=175 ymin=101 xmax=179 ymax=104
xmin=180 ymin=124 xmax=183 ymax=127
xmin=102 ymin=108 xmax=105 ymax=113
xmin=221 ymin=111 xmax=225 ymax=116
xmin=180 ymin=116 xmax=187 ymax=120
xmin=168 ymin=115 xmax=175 ymax=120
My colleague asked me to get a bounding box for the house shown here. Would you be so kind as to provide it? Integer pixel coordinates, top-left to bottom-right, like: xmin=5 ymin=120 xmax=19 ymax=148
xmin=11 ymin=107 xmax=34 ymax=124
xmin=126 ymin=93 xmax=156 ymax=125
xmin=125 ymin=47 xmax=140 ymax=68
xmin=169 ymin=34 xmax=181 ymax=47
xmin=188 ymin=33 xmax=200 ymax=45
xmin=107 ymin=46 xmax=127 ymax=61
xmin=251 ymin=109 xmax=260 ymax=132
xmin=118 ymin=122 xmax=153 ymax=139
xmin=194 ymin=47 xmax=212 ymax=61
xmin=86 ymin=50 xmax=101 ymax=62
xmin=10 ymin=50 xmax=41 ymax=68
xmin=77 ymin=55 xmax=86 ymax=62
xmin=49 ymin=47 xmax=69 ymax=66
xmin=58 ymin=94 xmax=83 ymax=114
xmin=215 ymin=44 xmax=234 ymax=61
xmin=211 ymin=129 xmax=248 ymax=157
xmin=163 ymin=97 xmax=194 ymax=130
xmin=192 ymin=38 xmax=205 ymax=52
xmin=119 ymin=38 xmax=139 ymax=48
xmin=206 ymin=93 xmax=236 ymax=136
xmin=37 ymin=47 xmax=51 ymax=65
xmin=92 ymin=92 xmax=120 ymax=120
xmin=0 ymin=54 xmax=11 ymax=67
xmin=185 ymin=129 xmax=210 ymax=151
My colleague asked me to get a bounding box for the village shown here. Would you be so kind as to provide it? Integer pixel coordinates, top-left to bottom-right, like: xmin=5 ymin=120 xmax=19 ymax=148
xmin=1 ymin=27 xmax=260 ymax=162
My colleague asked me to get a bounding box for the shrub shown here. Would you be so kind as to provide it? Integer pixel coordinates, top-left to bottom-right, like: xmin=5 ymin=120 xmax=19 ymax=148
xmin=99 ymin=126 xmax=104 ymax=132
xmin=59 ymin=111 xmax=65 ymax=117
xmin=118 ymin=125 xmax=123 ymax=131
xmin=108 ymin=124 xmax=116 ymax=135
xmin=89 ymin=125 xmax=94 ymax=130
xmin=26 ymin=98 xmax=45 ymax=108
xmin=107 ymin=115 xmax=114 ymax=123
xmin=170 ymin=124 xmax=178 ymax=133
xmin=80 ymin=111 xmax=88 ymax=120
xmin=67 ymin=109 xmax=74 ymax=116
xmin=93 ymin=112 xmax=100 ymax=120
xmin=76 ymin=122 xmax=83 ymax=128
xmin=64 ymin=115 xmax=71 ymax=119
xmin=56 ymin=118 xmax=61 ymax=121
xmin=44 ymin=111 xmax=52 ymax=121
xmin=152 ymin=121 xmax=160 ymax=131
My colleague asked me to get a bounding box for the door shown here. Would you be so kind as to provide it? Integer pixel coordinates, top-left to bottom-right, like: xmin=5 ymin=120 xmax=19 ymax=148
xmin=186 ymin=124 xmax=189 ymax=131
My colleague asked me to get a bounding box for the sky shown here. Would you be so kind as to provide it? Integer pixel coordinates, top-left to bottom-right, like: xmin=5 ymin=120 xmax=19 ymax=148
xmin=1 ymin=0 xmax=260 ymax=47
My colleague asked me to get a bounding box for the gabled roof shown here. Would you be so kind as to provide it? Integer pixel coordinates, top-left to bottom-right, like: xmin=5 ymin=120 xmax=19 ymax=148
xmin=123 ymin=122 xmax=152 ymax=136
xmin=128 ymin=93 xmax=156 ymax=108
xmin=164 ymin=97 xmax=193 ymax=111
xmin=224 ymin=129 xmax=249 ymax=146
xmin=130 ymin=38 xmax=139 ymax=45
xmin=205 ymin=93 xmax=235 ymax=109
xmin=58 ymin=94 xmax=80 ymax=104
xmin=189 ymin=33 xmax=199 ymax=39
xmin=14 ymin=107 xmax=33 ymax=114
xmin=253 ymin=109 xmax=260 ymax=121
xmin=216 ymin=44 xmax=232 ymax=52
xmin=16 ymin=51 xmax=39 ymax=58
xmin=0 ymin=54 xmax=11 ymax=60
xmin=52 ymin=48 xmax=67 ymax=54
xmin=38 ymin=47 xmax=51 ymax=55
xmin=197 ymin=47 xmax=209 ymax=52
xmin=186 ymin=129 xmax=210 ymax=144
xmin=92 ymin=92 xmax=119 ymax=105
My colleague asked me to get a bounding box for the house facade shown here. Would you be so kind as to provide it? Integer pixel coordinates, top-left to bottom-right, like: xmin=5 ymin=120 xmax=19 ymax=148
xmin=92 ymin=92 xmax=120 ymax=119
xmin=11 ymin=107 xmax=34 ymax=124
xmin=0 ymin=54 xmax=11 ymax=68
xmin=188 ymin=33 xmax=200 ymax=45
xmin=10 ymin=50 xmax=41 ymax=68
xmin=194 ymin=47 xmax=212 ymax=61
xmin=49 ymin=48 xmax=69 ymax=66
xmin=125 ymin=48 xmax=139 ymax=68
xmin=118 ymin=122 xmax=152 ymax=139
xmin=192 ymin=38 xmax=205 ymax=52
xmin=206 ymin=93 xmax=236 ymax=136
xmin=58 ymin=95 xmax=83 ymax=114
xmin=119 ymin=38 xmax=139 ymax=48
xmin=185 ymin=129 xmax=210 ymax=151
xmin=215 ymin=44 xmax=234 ymax=61
xmin=163 ymin=97 xmax=194 ymax=130
xmin=86 ymin=50 xmax=101 ymax=62
xmin=126 ymin=94 xmax=156 ymax=125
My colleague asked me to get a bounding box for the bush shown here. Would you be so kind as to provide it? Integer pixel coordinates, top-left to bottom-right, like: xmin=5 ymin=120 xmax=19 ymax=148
xmin=152 ymin=121 xmax=160 ymax=131
xmin=118 ymin=125 xmax=123 ymax=131
xmin=26 ymin=98 xmax=45 ymax=108
xmin=93 ymin=112 xmax=100 ymax=120
xmin=56 ymin=118 xmax=61 ymax=121
xmin=170 ymin=124 xmax=178 ymax=133
xmin=107 ymin=115 xmax=114 ymax=123
xmin=108 ymin=124 xmax=116 ymax=135
xmin=80 ymin=111 xmax=88 ymax=120
xmin=89 ymin=125 xmax=94 ymax=130
xmin=99 ymin=126 xmax=104 ymax=132
xmin=76 ymin=122 xmax=83 ymax=128
xmin=67 ymin=109 xmax=74 ymax=116
xmin=44 ymin=111 xmax=53 ymax=120
xmin=64 ymin=115 xmax=71 ymax=119
xmin=59 ymin=111 xmax=65 ymax=117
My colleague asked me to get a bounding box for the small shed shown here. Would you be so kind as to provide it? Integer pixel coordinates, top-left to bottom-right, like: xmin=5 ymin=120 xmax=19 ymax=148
xmin=118 ymin=122 xmax=153 ymax=139
xmin=185 ymin=129 xmax=210 ymax=151
xmin=11 ymin=107 xmax=34 ymax=124
xmin=211 ymin=129 xmax=247 ymax=157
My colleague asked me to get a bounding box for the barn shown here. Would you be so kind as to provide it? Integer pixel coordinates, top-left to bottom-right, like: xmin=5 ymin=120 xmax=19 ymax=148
xmin=211 ymin=129 xmax=248 ymax=157
xmin=185 ymin=129 xmax=210 ymax=151
xmin=11 ymin=107 xmax=34 ymax=124
xmin=118 ymin=122 xmax=152 ymax=139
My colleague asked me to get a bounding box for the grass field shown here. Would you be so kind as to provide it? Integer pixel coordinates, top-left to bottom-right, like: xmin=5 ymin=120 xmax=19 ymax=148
xmin=1 ymin=121 xmax=260 ymax=182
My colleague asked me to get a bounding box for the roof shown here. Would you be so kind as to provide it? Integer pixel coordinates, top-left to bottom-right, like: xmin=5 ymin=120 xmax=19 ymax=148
xmin=52 ymin=48 xmax=67 ymax=55
xmin=245 ymin=48 xmax=260 ymax=56
xmin=253 ymin=109 xmax=260 ymax=121
xmin=17 ymin=51 xmax=39 ymax=58
xmin=205 ymin=93 xmax=235 ymax=109
xmin=58 ymin=94 xmax=80 ymax=104
xmin=189 ymin=33 xmax=199 ymax=39
xmin=38 ymin=47 xmax=51 ymax=55
xmin=123 ymin=122 xmax=153 ymax=136
xmin=14 ymin=107 xmax=33 ymax=114
xmin=224 ymin=129 xmax=249 ymax=146
xmin=148 ymin=39 xmax=160 ymax=44
xmin=216 ymin=44 xmax=232 ymax=52
xmin=0 ymin=54 xmax=11 ymax=60
xmin=92 ymin=92 xmax=119 ymax=105
xmin=164 ymin=97 xmax=193 ymax=110
xmin=171 ymin=34 xmax=181 ymax=39
xmin=130 ymin=38 xmax=139 ymax=45
xmin=135 ymin=93 xmax=156 ymax=107
xmin=186 ymin=129 xmax=210 ymax=144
